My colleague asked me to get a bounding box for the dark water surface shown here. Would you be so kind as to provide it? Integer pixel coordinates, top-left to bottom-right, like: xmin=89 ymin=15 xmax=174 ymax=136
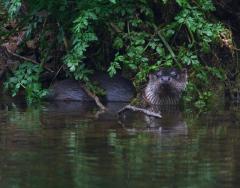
xmin=0 ymin=99 xmax=240 ymax=188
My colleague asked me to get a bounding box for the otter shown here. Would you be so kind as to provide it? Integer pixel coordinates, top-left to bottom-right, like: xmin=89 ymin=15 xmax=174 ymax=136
xmin=46 ymin=68 xmax=187 ymax=105
xmin=118 ymin=68 xmax=187 ymax=119
xmin=143 ymin=68 xmax=187 ymax=105
xmin=46 ymin=73 xmax=135 ymax=102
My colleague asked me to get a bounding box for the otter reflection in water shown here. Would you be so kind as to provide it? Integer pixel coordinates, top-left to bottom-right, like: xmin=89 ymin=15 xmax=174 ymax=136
xmin=119 ymin=106 xmax=188 ymax=136
xmin=39 ymin=101 xmax=187 ymax=137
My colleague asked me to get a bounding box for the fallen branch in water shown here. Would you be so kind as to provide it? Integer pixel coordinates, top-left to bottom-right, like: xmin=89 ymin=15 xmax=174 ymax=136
xmin=118 ymin=105 xmax=162 ymax=118
xmin=94 ymin=109 xmax=106 ymax=119
xmin=80 ymin=85 xmax=107 ymax=111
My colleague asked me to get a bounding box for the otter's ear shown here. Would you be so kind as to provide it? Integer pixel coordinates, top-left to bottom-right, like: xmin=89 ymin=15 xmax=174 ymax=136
xmin=181 ymin=68 xmax=188 ymax=80
xmin=149 ymin=73 xmax=157 ymax=81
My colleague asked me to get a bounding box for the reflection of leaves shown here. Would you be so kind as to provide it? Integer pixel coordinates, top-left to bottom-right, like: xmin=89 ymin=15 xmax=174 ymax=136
xmin=8 ymin=106 xmax=42 ymax=129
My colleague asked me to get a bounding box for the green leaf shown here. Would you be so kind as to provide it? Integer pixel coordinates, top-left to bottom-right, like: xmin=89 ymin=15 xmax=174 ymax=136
xmin=109 ymin=0 xmax=117 ymax=3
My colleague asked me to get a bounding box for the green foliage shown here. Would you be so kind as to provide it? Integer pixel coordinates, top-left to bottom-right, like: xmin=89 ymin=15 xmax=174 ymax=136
xmin=63 ymin=10 xmax=97 ymax=81
xmin=1 ymin=0 xmax=230 ymax=109
xmin=2 ymin=0 xmax=21 ymax=18
xmin=175 ymin=6 xmax=223 ymax=51
xmin=4 ymin=63 xmax=47 ymax=103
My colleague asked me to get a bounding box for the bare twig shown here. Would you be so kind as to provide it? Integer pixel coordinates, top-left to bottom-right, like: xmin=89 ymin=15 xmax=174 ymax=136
xmin=157 ymin=30 xmax=180 ymax=67
xmin=57 ymin=22 xmax=69 ymax=50
xmin=118 ymin=105 xmax=162 ymax=118
xmin=50 ymin=64 xmax=64 ymax=86
xmin=110 ymin=22 xmax=122 ymax=33
xmin=5 ymin=48 xmax=54 ymax=73
xmin=80 ymin=85 xmax=107 ymax=111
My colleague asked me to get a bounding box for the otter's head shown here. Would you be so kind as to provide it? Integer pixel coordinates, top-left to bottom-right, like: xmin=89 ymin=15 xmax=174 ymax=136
xmin=144 ymin=68 xmax=188 ymax=105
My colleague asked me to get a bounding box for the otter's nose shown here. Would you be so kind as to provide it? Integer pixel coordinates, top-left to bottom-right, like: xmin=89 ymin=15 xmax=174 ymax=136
xmin=160 ymin=76 xmax=171 ymax=82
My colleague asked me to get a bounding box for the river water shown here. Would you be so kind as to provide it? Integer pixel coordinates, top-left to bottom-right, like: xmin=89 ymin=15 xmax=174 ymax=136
xmin=0 ymin=99 xmax=240 ymax=188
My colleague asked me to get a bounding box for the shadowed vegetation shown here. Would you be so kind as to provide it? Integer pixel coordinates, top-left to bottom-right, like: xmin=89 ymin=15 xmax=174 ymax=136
xmin=0 ymin=0 xmax=238 ymax=109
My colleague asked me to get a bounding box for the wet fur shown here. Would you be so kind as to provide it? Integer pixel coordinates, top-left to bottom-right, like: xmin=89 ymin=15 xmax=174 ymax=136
xmin=143 ymin=68 xmax=188 ymax=105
